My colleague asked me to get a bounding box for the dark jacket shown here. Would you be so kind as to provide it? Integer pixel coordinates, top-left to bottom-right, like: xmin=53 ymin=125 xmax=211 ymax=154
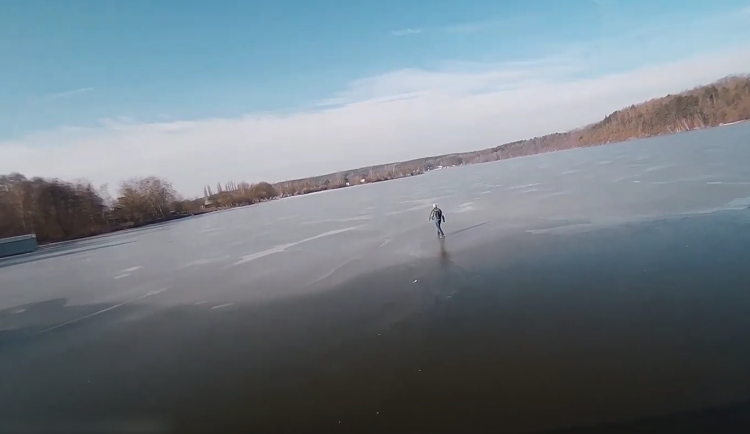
xmin=429 ymin=207 xmax=445 ymax=223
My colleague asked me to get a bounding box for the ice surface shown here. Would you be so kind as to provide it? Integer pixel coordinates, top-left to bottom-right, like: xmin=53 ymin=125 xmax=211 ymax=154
xmin=2 ymin=124 xmax=750 ymax=434
xmin=1 ymin=123 xmax=750 ymax=311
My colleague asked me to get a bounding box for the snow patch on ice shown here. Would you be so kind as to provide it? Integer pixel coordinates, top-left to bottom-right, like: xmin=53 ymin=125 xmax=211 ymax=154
xmin=726 ymin=197 xmax=750 ymax=209
xmin=232 ymin=226 xmax=362 ymax=266
xmin=179 ymin=256 xmax=232 ymax=269
xmin=507 ymin=183 xmax=542 ymax=191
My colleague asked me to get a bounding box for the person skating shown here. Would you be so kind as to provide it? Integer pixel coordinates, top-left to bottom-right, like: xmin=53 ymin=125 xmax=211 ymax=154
xmin=429 ymin=203 xmax=446 ymax=238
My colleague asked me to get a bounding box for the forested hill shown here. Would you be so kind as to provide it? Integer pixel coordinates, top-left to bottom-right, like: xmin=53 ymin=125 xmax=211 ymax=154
xmin=274 ymin=75 xmax=750 ymax=195
xmin=577 ymin=75 xmax=750 ymax=144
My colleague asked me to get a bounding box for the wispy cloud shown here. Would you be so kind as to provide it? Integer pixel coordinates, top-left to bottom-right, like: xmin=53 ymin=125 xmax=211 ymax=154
xmin=321 ymin=54 xmax=584 ymax=107
xmin=5 ymin=45 xmax=749 ymax=196
xmin=49 ymin=87 xmax=94 ymax=99
xmin=391 ymin=28 xmax=421 ymax=37
xmin=3 ymin=9 xmax=750 ymax=196
xmin=394 ymin=15 xmax=530 ymax=37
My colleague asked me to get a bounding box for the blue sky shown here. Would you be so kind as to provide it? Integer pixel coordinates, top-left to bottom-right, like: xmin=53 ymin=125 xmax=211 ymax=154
xmin=1 ymin=0 xmax=749 ymax=194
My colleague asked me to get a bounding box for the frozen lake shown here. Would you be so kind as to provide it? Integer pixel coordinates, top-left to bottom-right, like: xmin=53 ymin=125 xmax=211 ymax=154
xmin=1 ymin=122 xmax=750 ymax=433
xmin=2 ymin=123 xmax=749 ymax=311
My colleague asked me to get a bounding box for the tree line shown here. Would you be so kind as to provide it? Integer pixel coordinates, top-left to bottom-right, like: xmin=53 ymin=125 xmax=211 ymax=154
xmin=201 ymin=181 xmax=279 ymax=208
xmin=0 ymin=175 xmax=278 ymax=244
xmin=2 ymin=75 xmax=748 ymax=244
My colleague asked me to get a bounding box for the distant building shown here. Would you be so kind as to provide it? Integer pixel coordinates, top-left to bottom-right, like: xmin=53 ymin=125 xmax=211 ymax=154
xmin=0 ymin=234 xmax=38 ymax=259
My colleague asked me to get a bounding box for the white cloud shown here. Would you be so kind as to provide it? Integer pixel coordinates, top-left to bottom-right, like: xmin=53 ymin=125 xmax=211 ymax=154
xmin=3 ymin=12 xmax=750 ymax=197
xmin=391 ymin=28 xmax=421 ymax=36
xmin=321 ymin=54 xmax=585 ymax=107
xmin=49 ymin=87 xmax=94 ymax=99
xmin=396 ymin=15 xmax=529 ymax=36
